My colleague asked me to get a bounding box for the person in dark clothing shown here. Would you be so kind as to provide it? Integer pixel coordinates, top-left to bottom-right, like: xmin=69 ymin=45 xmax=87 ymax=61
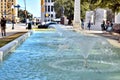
xmin=0 ymin=16 xmax=6 ymax=36
xmin=81 ymin=19 xmax=84 ymax=29
xmin=87 ymin=20 xmax=91 ymax=30
xmin=101 ymin=20 xmax=106 ymax=31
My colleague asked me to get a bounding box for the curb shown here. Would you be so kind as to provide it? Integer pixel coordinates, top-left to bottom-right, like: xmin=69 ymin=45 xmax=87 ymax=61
xmin=0 ymin=31 xmax=32 ymax=61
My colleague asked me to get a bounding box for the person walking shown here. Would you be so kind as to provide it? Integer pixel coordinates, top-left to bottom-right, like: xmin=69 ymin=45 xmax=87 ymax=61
xmin=101 ymin=20 xmax=106 ymax=31
xmin=81 ymin=19 xmax=84 ymax=29
xmin=87 ymin=20 xmax=91 ymax=30
xmin=0 ymin=16 xmax=7 ymax=37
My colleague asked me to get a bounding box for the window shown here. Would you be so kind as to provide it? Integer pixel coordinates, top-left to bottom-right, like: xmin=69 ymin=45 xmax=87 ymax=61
xmin=48 ymin=6 xmax=50 ymax=12
xmin=48 ymin=0 xmax=50 ymax=2
xmin=51 ymin=0 xmax=54 ymax=2
xmin=51 ymin=14 xmax=53 ymax=17
xmin=51 ymin=6 xmax=53 ymax=12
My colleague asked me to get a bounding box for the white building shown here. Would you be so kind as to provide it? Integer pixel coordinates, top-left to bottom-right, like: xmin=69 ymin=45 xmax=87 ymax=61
xmin=41 ymin=0 xmax=56 ymax=22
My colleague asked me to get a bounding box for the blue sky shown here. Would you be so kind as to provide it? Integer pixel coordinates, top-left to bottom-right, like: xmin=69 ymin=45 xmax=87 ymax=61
xmin=18 ymin=0 xmax=41 ymax=17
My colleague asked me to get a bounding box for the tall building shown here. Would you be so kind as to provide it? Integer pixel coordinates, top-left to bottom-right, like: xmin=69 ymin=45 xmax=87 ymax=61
xmin=41 ymin=0 xmax=56 ymax=22
xmin=0 ymin=0 xmax=17 ymax=21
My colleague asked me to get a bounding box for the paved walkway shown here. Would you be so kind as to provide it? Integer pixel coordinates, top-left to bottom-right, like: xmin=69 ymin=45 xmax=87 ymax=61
xmin=84 ymin=30 xmax=120 ymax=48
xmin=0 ymin=23 xmax=35 ymax=38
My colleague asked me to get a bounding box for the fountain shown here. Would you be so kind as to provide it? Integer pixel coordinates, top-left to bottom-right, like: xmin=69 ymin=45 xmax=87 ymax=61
xmin=0 ymin=27 xmax=120 ymax=79
xmin=48 ymin=24 xmax=117 ymax=70
xmin=0 ymin=0 xmax=120 ymax=79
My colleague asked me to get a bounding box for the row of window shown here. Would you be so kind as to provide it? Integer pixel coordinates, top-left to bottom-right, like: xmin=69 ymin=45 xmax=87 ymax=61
xmin=45 ymin=5 xmax=54 ymax=12
xmin=45 ymin=0 xmax=54 ymax=2
xmin=1 ymin=5 xmax=6 ymax=8
xmin=0 ymin=0 xmax=14 ymax=2
xmin=1 ymin=2 xmax=14 ymax=5
xmin=45 ymin=13 xmax=54 ymax=17
xmin=1 ymin=3 xmax=7 ymax=5
xmin=0 ymin=10 xmax=12 ymax=14
xmin=1 ymin=2 xmax=14 ymax=8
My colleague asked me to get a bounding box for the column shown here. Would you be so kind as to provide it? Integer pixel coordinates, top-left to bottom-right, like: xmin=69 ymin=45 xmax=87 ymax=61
xmin=41 ymin=0 xmax=45 ymax=22
xmin=73 ymin=0 xmax=81 ymax=30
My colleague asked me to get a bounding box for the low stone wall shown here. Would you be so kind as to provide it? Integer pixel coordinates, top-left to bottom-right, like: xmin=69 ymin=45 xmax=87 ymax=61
xmin=0 ymin=31 xmax=32 ymax=61
xmin=113 ymin=24 xmax=120 ymax=34
xmin=113 ymin=24 xmax=120 ymax=43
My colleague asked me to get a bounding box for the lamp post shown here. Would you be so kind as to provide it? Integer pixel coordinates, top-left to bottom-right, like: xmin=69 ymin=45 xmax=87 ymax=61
xmin=24 ymin=0 xmax=27 ymax=25
xmin=11 ymin=5 xmax=14 ymax=29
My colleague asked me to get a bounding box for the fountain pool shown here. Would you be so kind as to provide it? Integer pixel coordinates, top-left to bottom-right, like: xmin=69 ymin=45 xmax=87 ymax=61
xmin=0 ymin=30 xmax=120 ymax=80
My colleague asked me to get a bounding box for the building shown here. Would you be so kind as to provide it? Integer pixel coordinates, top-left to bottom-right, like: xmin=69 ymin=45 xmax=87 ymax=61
xmin=0 ymin=0 xmax=17 ymax=22
xmin=41 ymin=0 xmax=56 ymax=22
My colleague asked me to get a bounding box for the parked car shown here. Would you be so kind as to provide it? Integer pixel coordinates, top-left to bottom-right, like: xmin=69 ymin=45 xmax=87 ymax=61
xmin=38 ymin=22 xmax=57 ymax=29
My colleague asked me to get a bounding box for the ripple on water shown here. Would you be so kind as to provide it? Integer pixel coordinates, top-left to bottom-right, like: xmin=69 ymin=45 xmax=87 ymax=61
xmin=48 ymin=59 xmax=119 ymax=73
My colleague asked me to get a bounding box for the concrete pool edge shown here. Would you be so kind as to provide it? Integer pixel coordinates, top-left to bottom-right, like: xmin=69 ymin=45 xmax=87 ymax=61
xmin=0 ymin=31 xmax=32 ymax=61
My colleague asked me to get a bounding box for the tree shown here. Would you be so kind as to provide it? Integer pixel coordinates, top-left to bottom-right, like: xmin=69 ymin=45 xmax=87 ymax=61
xmin=19 ymin=9 xmax=25 ymax=21
xmin=97 ymin=0 xmax=120 ymax=13
xmin=54 ymin=0 xmax=74 ymax=25
xmin=96 ymin=0 xmax=120 ymax=22
xmin=19 ymin=9 xmax=33 ymax=22
xmin=54 ymin=0 xmax=120 ymax=21
xmin=54 ymin=0 xmax=102 ymax=20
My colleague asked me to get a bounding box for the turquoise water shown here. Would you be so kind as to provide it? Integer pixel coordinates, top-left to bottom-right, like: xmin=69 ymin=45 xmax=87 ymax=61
xmin=0 ymin=31 xmax=120 ymax=80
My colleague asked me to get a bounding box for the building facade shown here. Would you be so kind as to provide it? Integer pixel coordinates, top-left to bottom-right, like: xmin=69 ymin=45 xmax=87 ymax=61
xmin=41 ymin=0 xmax=56 ymax=22
xmin=0 ymin=0 xmax=17 ymax=21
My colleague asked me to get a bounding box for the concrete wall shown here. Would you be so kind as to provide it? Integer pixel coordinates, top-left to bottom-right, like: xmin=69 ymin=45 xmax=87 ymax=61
xmin=115 ymin=13 xmax=120 ymax=24
xmin=0 ymin=31 xmax=32 ymax=62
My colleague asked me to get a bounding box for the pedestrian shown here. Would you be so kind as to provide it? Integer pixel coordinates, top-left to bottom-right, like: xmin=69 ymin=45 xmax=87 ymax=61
xmin=0 ymin=16 xmax=6 ymax=37
xmin=106 ymin=20 xmax=113 ymax=33
xmin=81 ymin=19 xmax=84 ymax=29
xmin=101 ymin=20 xmax=106 ymax=31
xmin=28 ymin=20 xmax=32 ymax=30
xmin=87 ymin=20 xmax=91 ymax=30
xmin=12 ymin=20 xmax=15 ymax=29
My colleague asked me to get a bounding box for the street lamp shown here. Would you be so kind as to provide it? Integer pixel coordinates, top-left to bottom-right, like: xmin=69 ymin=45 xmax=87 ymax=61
xmin=24 ymin=0 xmax=27 ymax=25
xmin=11 ymin=5 xmax=14 ymax=29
